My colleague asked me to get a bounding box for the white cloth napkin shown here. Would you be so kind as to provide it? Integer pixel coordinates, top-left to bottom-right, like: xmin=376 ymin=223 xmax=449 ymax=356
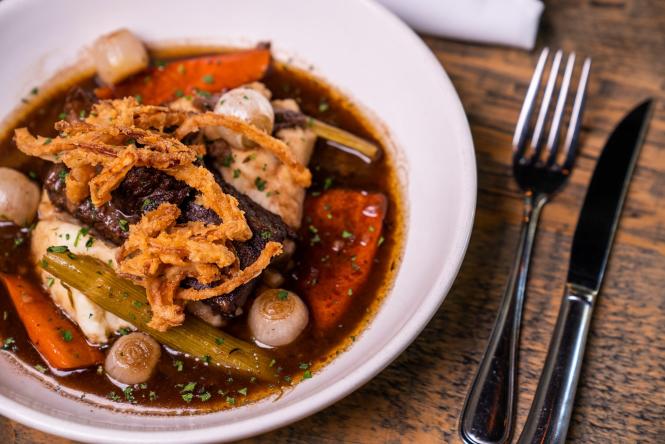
xmin=375 ymin=0 xmax=544 ymax=49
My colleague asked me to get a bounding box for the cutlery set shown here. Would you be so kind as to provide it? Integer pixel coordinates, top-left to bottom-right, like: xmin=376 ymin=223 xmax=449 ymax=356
xmin=459 ymin=48 xmax=653 ymax=444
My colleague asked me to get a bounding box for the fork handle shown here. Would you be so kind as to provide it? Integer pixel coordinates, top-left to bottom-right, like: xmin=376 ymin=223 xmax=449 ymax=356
xmin=459 ymin=194 xmax=546 ymax=444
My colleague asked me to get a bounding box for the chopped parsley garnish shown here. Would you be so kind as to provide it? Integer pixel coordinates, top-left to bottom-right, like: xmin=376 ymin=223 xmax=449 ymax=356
xmin=221 ymin=153 xmax=234 ymax=167
xmin=149 ymin=391 xmax=158 ymax=401
xmin=284 ymin=375 xmax=292 ymax=383
xmin=277 ymin=290 xmax=289 ymax=300
xmin=58 ymin=169 xmax=68 ymax=181
xmin=269 ymin=358 xmax=276 ymax=368
xmin=2 ymin=337 xmax=16 ymax=350
xmin=30 ymin=87 xmax=39 ymax=95
xmin=378 ymin=236 xmax=385 ymax=246
xmin=202 ymin=355 xmax=211 ymax=364
xmin=85 ymin=237 xmax=94 ymax=249
xmin=173 ymin=359 xmax=184 ymax=372
xmin=202 ymin=74 xmax=214 ymax=84
xmin=123 ymin=386 xmax=135 ymax=403
xmin=132 ymin=300 xmax=143 ymax=309
xmin=323 ymin=177 xmax=334 ymax=190
xmin=58 ymin=112 xmax=67 ymax=120
xmin=196 ymin=89 xmax=212 ymax=98
xmin=318 ymin=100 xmax=329 ymax=112
xmin=299 ymin=362 xmax=310 ymax=370
xmin=226 ymin=396 xmax=235 ymax=405
xmin=303 ymin=370 xmax=312 ymax=379
xmin=43 ymin=137 xmax=52 ymax=145
xmin=181 ymin=393 xmax=194 ymax=403
xmin=60 ymin=329 xmax=73 ymax=342
xmin=181 ymin=382 xmax=197 ymax=393
xmin=175 ymin=88 xmax=184 ymax=98
xmin=74 ymin=227 xmax=90 ymax=247
xmin=46 ymin=277 xmax=55 ymax=288
xmin=118 ymin=327 xmax=131 ymax=336
xmin=134 ymin=95 xmax=142 ymax=104
xmin=215 ymin=337 xmax=224 ymax=345
xmin=198 ymin=392 xmax=212 ymax=401
xmin=260 ymin=231 xmax=271 ymax=240
xmin=341 ymin=230 xmax=353 ymax=239
xmin=308 ymin=225 xmax=318 ymax=234
xmin=13 ymin=237 xmax=24 ymax=247
xmin=35 ymin=364 xmax=48 ymax=373
xmin=46 ymin=245 xmax=69 ymax=253
xmin=141 ymin=198 xmax=153 ymax=210
xmin=119 ymin=219 xmax=129 ymax=232
xmin=232 ymin=168 xmax=241 ymax=179
xmin=254 ymin=176 xmax=267 ymax=191
xmin=28 ymin=171 xmax=37 ymax=179
xmin=106 ymin=391 xmax=121 ymax=402
xmin=79 ymin=109 xmax=87 ymax=120
xmin=237 ymin=387 xmax=248 ymax=396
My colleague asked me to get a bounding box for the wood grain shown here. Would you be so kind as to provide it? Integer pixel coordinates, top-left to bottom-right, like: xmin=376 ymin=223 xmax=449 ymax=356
xmin=2 ymin=0 xmax=664 ymax=442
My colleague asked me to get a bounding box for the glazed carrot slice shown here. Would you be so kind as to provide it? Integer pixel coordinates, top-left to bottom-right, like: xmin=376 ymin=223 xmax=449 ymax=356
xmin=298 ymin=189 xmax=387 ymax=332
xmin=95 ymin=48 xmax=271 ymax=105
xmin=0 ymin=273 xmax=103 ymax=370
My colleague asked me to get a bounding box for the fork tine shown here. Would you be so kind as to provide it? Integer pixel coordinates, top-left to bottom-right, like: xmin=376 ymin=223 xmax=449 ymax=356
xmin=513 ymin=48 xmax=550 ymax=159
xmin=562 ymin=57 xmax=592 ymax=171
xmin=545 ymin=52 xmax=576 ymax=166
xmin=529 ymin=49 xmax=563 ymax=162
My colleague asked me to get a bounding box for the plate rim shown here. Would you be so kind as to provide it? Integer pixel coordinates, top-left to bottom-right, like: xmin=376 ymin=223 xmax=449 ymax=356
xmin=0 ymin=0 xmax=477 ymax=441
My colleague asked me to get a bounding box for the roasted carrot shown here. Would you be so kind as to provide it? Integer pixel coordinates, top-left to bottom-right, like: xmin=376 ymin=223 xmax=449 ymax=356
xmin=297 ymin=189 xmax=387 ymax=331
xmin=95 ymin=48 xmax=271 ymax=105
xmin=0 ymin=273 xmax=103 ymax=370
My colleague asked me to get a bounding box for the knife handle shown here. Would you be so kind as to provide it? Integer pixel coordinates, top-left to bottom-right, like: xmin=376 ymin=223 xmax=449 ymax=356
xmin=518 ymin=284 xmax=596 ymax=444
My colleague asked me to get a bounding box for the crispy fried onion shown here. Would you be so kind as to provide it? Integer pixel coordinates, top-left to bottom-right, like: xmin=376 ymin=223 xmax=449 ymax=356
xmin=13 ymin=96 xmax=301 ymax=330
xmin=117 ymin=203 xmax=282 ymax=330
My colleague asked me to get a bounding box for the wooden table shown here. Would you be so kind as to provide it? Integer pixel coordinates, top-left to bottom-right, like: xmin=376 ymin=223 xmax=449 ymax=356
xmin=2 ymin=1 xmax=664 ymax=442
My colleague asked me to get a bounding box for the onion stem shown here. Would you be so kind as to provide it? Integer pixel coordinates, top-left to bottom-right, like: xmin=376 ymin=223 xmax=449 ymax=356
xmin=42 ymin=252 xmax=277 ymax=381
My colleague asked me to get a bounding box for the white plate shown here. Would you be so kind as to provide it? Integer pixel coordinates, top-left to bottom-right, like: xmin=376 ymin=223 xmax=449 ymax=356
xmin=0 ymin=0 xmax=476 ymax=442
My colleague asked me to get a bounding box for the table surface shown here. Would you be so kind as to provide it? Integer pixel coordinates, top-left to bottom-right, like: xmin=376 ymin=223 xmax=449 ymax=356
xmin=2 ymin=1 xmax=664 ymax=443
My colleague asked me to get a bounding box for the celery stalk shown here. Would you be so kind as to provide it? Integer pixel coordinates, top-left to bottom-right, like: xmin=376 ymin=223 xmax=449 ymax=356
xmin=308 ymin=117 xmax=380 ymax=161
xmin=42 ymin=252 xmax=276 ymax=381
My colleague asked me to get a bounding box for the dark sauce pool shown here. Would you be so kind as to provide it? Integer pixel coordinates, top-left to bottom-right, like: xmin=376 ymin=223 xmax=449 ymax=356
xmin=0 ymin=47 xmax=404 ymax=413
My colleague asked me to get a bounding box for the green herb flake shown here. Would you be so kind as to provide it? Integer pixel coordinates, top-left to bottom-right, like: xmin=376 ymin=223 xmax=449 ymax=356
xmin=149 ymin=391 xmax=158 ymax=401
xmin=85 ymin=237 xmax=94 ymax=249
xmin=46 ymin=245 xmax=69 ymax=253
xmin=260 ymin=231 xmax=271 ymax=240
xmin=174 ymin=88 xmax=185 ymax=98
xmin=173 ymin=360 xmax=184 ymax=372
xmin=318 ymin=101 xmax=329 ymax=112
xmin=79 ymin=109 xmax=87 ymax=120
xmin=13 ymin=237 xmax=24 ymax=247
xmin=181 ymin=382 xmax=197 ymax=393
xmin=60 ymin=329 xmax=73 ymax=342
xmin=226 ymin=396 xmax=235 ymax=405
xmin=202 ymin=74 xmax=214 ymax=84
xmin=269 ymin=359 xmax=276 ymax=368
xmin=202 ymin=355 xmax=211 ymax=364
xmin=58 ymin=112 xmax=67 ymax=120
xmin=132 ymin=300 xmax=143 ymax=309
xmin=35 ymin=364 xmax=48 ymax=373
xmin=118 ymin=327 xmax=131 ymax=336
xmin=142 ymin=198 xmax=153 ymax=210
xmin=74 ymin=227 xmax=90 ymax=247
xmin=119 ymin=219 xmax=129 ymax=232
xmin=198 ymin=392 xmax=212 ymax=401
xmin=299 ymin=362 xmax=310 ymax=370
xmin=232 ymin=168 xmax=241 ymax=179
xmin=58 ymin=169 xmax=68 ymax=181
xmin=277 ymin=290 xmax=289 ymax=301
xmin=43 ymin=137 xmax=52 ymax=145
xmin=303 ymin=370 xmax=312 ymax=379
xmin=254 ymin=176 xmax=267 ymax=191
xmin=237 ymin=387 xmax=248 ymax=396
xmin=46 ymin=277 xmax=55 ymax=288
xmin=341 ymin=230 xmax=353 ymax=239
xmin=182 ymin=393 xmax=194 ymax=403
xmin=30 ymin=87 xmax=39 ymax=95
xmin=221 ymin=153 xmax=234 ymax=167
xmin=323 ymin=177 xmax=334 ymax=190
xmin=215 ymin=337 xmax=225 ymax=345
xmin=378 ymin=236 xmax=385 ymax=246
xmin=106 ymin=391 xmax=121 ymax=402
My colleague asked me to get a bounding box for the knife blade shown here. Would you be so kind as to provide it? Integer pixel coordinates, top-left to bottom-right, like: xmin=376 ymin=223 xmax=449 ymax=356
xmin=518 ymin=99 xmax=654 ymax=444
xmin=567 ymin=99 xmax=654 ymax=292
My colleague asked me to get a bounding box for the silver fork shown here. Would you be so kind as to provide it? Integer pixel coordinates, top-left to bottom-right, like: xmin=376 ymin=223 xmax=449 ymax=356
xmin=459 ymin=48 xmax=592 ymax=444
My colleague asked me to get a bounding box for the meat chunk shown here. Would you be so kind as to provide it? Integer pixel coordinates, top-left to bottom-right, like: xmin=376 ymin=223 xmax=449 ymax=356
xmin=44 ymin=162 xmax=293 ymax=318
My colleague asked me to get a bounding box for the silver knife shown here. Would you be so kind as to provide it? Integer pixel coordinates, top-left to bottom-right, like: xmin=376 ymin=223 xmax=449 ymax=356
xmin=518 ymin=99 xmax=654 ymax=444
